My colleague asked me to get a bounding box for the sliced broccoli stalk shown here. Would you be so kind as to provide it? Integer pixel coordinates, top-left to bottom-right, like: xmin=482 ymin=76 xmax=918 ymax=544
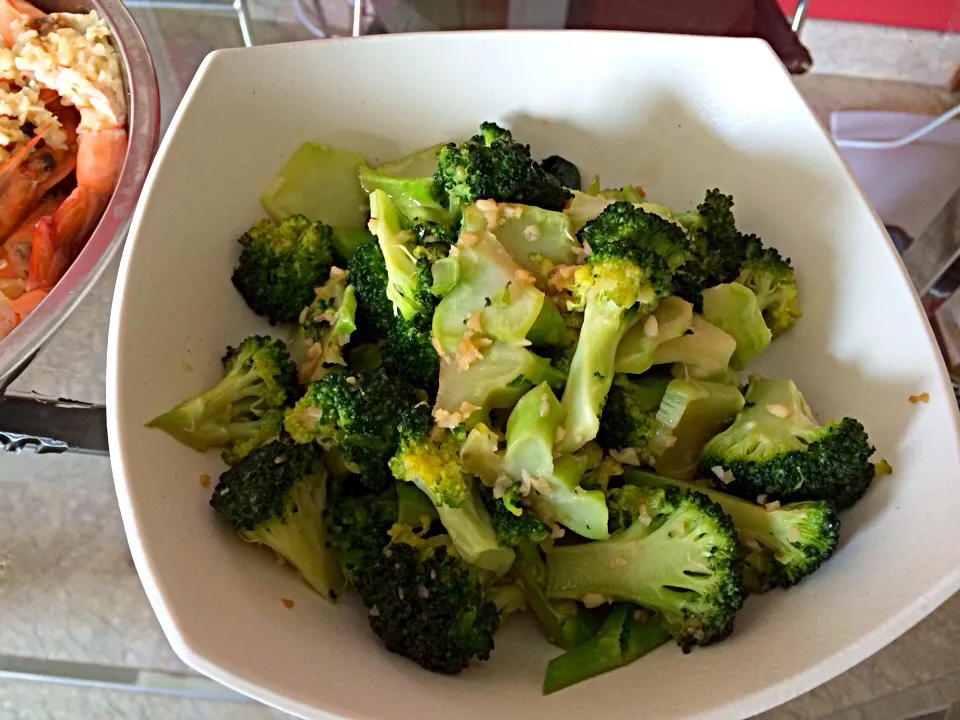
xmin=488 ymin=579 xmax=528 ymax=620
xmin=390 ymin=405 xmax=515 ymax=575
xmin=557 ymin=203 xmax=683 ymax=453
xmin=435 ymin=342 xmax=565 ymax=427
xmin=540 ymin=155 xmax=582 ymax=190
xmin=147 ymin=335 xmax=297 ymax=463
xmin=584 ymin=176 xmax=601 ymax=195
xmin=648 ymin=379 xmax=745 ymax=479
xmin=626 ymin=470 xmax=840 ymax=588
xmin=359 ymin=166 xmax=453 ymax=227
xmin=614 ymin=296 xmax=694 ymax=374
xmin=546 ymin=485 xmax=744 ymax=650
xmin=513 ymin=541 xmax=600 ymax=650
xmin=654 ymin=315 xmax=737 ymax=378
xmin=210 ymin=438 xmax=344 ymax=599
xmin=430 ymin=255 xmax=460 ymax=295
xmin=701 ymin=283 xmax=771 ymax=371
xmin=505 ymin=383 xmax=610 ymax=540
xmin=330 ymin=227 xmax=374 ymax=264
xmin=368 ymin=189 xmax=433 ymax=321
xmin=295 ymin=272 xmax=358 ymax=384
xmin=396 ymin=481 xmax=438 ymax=531
xmin=432 ymin=206 xmax=546 ymax=355
xmin=488 ymin=204 xmax=582 ymax=280
xmin=231 ymin=215 xmax=334 ymax=324
xmin=701 ymin=378 xmax=876 ymax=510
xmin=260 ymin=141 xmax=368 ymax=230
xmin=736 ymin=241 xmax=801 ymax=337
xmin=526 ymin=300 xmax=571 ymax=348
xmin=356 ymin=532 xmax=500 ymax=674
xmin=597 ymin=372 xmax=672 ymax=455
xmin=542 ymin=604 xmax=671 ymax=695
xmin=564 ymin=190 xmax=615 ymax=233
xmin=460 ymin=423 xmax=507 ymax=486
xmin=375 ymin=143 xmax=444 ymax=178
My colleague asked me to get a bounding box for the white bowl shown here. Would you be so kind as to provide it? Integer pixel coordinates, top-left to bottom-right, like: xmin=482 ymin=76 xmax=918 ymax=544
xmin=107 ymin=31 xmax=960 ymax=720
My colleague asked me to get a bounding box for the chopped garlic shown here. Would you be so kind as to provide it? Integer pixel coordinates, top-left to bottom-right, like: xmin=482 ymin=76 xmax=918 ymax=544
xmin=458 ymin=231 xmax=479 ymax=248
xmin=580 ymin=592 xmax=608 ymax=609
xmin=523 ymin=224 xmax=541 ymax=241
xmin=539 ymin=393 xmax=550 ymax=418
xmin=643 ymin=315 xmax=659 ymax=338
xmin=609 ymin=447 xmax=642 ymax=466
xmin=765 ymin=500 xmax=781 ymax=512
xmin=765 ymin=403 xmax=791 ymax=418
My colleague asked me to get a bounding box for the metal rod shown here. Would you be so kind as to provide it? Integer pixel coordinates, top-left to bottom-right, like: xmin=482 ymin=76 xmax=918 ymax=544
xmin=234 ymin=0 xmax=254 ymax=47
xmin=352 ymin=0 xmax=362 ymax=37
xmin=791 ymin=0 xmax=809 ymax=33
xmin=0 ymin=394 xmax=108 ymax=455
xmin=122 ymin=0 xmax=235 ymax=11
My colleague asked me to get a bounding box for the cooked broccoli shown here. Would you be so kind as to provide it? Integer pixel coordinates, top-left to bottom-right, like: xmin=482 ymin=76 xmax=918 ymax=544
xmin=209 ymin=437 xmax=344 ymax=599
xmin=736 ymin=240 xmax=801 ymax=337
xmin=295 ymin=269 xmax=357 ymax=384
xmin=147 ymin=335 xmax=297 ymax=464
xmin=597 ymin=373 xmax=671 ymax=453
xmin=700 ymin=379 xmax=876 ymax=510
xmin=547 ymin=485 xmax=744 ymax=650
xmin=355 ymin=530 xmax=500 ymax=674
xmin=557 ymin=202 xmax=684 ymax=453
xmin=231 ymin=214 xmax=333 ymax=324
xmin=325 ymin=485 xmax=398 ymax=588
xmin=284 ymin=370 xmax=417 ymax=490
xmin=348 ymin=242 xmax=439 ymax=393
xmin=542 ymin=604 xmax=671 ymax=695
xmin=358 ymin=166 xmax=453 ymax=227
xmin=671 ymin=189 xmax=750 ymax=308
xmin=627 ymin=470 xmax=840 ymax=589
xmin=389 ymin=404 xmax=515 ymax=575
xmin=410 ymin=221 xmax=458 ymax=248
xmin=701 ymin=283 xmax=772 ymax=371
xmin=487 ymin=578 xmax=528 ymax=620
xmin=435 ymin=122 xmax=572 ymax=211
xmin=512 ymin=541 xmax=600 ymax=650
xmin=484 ymin=485 xmax=551 ymax=547
xmin=613 ymin=296 xmax=694 ymax=374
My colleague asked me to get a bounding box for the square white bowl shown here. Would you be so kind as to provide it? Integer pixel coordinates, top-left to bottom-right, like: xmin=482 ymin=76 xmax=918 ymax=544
xmin=107 ymin=31 xmax=960 ymax=720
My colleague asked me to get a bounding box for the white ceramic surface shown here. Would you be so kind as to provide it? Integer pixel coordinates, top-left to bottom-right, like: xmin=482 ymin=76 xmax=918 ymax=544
xmin=107 ymin=31 xmax=960 ymax=720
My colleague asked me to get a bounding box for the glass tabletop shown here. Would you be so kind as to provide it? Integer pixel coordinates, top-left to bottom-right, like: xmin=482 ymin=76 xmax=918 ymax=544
xmin=1 ymin=1 xmax=959 ymax=718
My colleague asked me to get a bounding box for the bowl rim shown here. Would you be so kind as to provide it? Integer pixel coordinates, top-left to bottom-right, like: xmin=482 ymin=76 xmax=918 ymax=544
xmin=0 ymin=0 xmax=161 ymax=386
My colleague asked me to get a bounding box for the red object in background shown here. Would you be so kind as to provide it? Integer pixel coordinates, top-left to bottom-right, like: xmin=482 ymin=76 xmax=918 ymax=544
xmin=777 ymin=0 xmax=959 ymax=32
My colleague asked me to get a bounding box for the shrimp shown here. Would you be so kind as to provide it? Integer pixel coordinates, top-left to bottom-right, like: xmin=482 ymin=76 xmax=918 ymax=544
xmin=0 ymin=288 xmax=45 ymax=339
xmin=0 ymin=0 xmax=43 ymax=47
xmin=0 ymin=191 xmax=63 ymax=296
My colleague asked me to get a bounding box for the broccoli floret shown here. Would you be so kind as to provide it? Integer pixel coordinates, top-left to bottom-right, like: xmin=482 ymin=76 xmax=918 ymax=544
xmin=325 ymin=487 xmax=398 ymax=587
xmin=483 ymin=485 xmax=550 ymax=547
xmin=701 ymin=379 xmax=875 ymax=510
xmin=390 ymin=405 xmax=515 ymax=575
xmin=410 ymin=221 xmax=458 ymax=248
xmin=284 ymin=370 xmax=417 ymax=490
xmin=542 ymin=604 xmax=671 ymax=695
xmin=435 ymin=122 xmax=572 ymax=211
xmin=231 ymin=215 xmax=333 ymax=324
xmin=356 ymin=531 xmax=500 ymax=674
xmin=735 ymin=241 xmax=801 ymax=337
xmin=147 ymin=335 xmax=297 ymax=463
xmin=512 ymin=541 xmax=600 ymax=650
xmin=296 ymin=269 xmax=358 ymax=384
xmin=547 ymin=485 xmax=744 ymax=650
xmin=671 ymin=190 xmax=750 ymax=308
xmin=209 ymin=437 xmax=344 ymax=599
xmin=597 ymin=373 xmax=671 ymax=452
xmin=368 ymin=190 xmax=437 ymax=322
xmin=348 ymin=242 xmax=440 ymax=393
xmin=627 ymin=470 xmax=840 ymax=589
xmin=557 ymin=203 xmax=684 ymax=453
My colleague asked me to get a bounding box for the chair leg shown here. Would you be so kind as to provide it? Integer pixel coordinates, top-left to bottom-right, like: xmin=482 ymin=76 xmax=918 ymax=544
xmin=791 ymin=0 xmax=809 ymax=32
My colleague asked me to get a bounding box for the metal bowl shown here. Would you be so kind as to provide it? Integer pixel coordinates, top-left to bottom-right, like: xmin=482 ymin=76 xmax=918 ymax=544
xmin=0 ymin=0 xmax=160 ymax=387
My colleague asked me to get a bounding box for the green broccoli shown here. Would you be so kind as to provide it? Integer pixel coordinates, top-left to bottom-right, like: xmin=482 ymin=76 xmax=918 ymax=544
xmin=483 ymin=485 xmax=551 ymax=547
xmin=557 ymin=202 xmax=685 ymax=453
xmin=547 ymin=485 xmax=744 ymax=650
xmin=295 ymin=269 xmax=357 ymax=384
xmin=358 ymin=166 xmax=453 ymax=227
xmin=512 ymin=541 xmax=600 ymax=650
xmin=231 ymin=215 xmax=333 ymax=324
xmin=626 ymin=470 xmax=840 ymax=589
xmin=389 ymin=404 xmax=515 ymax=575
xmin=701 ymin=283 xmax=772 ymax=371
xmin=542 ymin=604 xmax=671 ymax=695
xmin=736 ymin=240 xmax=801 ymax=337
xmin=325 ymin=486 xmax=398 ymax=587
xmin=284 ymin=370 xmax=417 ymax=490
xmin=209 ymin=437 xmax=344 ymax=599
xmin=700 ymin=379 xmax=876 ymax=510
xmin=347 ymin=242 xmax=439 ymax=393
xmin=355 ymin=530 xmax=500 ymax=674
xmin=597 ymin=373 xmax=672 ymax=454
xmin=147 ymin=335 xmax=297 ymax=464
xmin=671 ymin=189 xmax=750 ymax=308
xmin=435 ymin=122 xmax=572 ymax=211
xmin=613 ymin=296 xmax=694 ymax=374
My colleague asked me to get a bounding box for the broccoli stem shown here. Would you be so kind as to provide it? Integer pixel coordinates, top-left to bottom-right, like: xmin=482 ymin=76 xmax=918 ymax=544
xmin=542 ymin=604 xmax=671 ymax=695
xmin=558 ymin=302 xmax=636 ymax=453
xmin=396 ymin=481 xmax=438 ymax=530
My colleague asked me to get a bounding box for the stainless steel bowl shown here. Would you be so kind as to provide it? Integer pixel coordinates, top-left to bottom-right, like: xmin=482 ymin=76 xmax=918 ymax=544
xmin=0 ymin=0 xmax=160 ymax=387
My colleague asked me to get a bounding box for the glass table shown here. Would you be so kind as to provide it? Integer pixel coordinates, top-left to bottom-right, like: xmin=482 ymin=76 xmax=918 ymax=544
xmin=1 ymin=2 xmax=959 ymax=717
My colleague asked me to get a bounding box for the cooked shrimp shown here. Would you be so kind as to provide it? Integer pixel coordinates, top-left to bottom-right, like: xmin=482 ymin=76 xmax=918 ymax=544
xmin=0 ymin=0 xmax=43 ymax=47
xmin=0 ymin=191 xmax=63 ymax=296
xmin=0 ymin=287 xmax=45 ymax=338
